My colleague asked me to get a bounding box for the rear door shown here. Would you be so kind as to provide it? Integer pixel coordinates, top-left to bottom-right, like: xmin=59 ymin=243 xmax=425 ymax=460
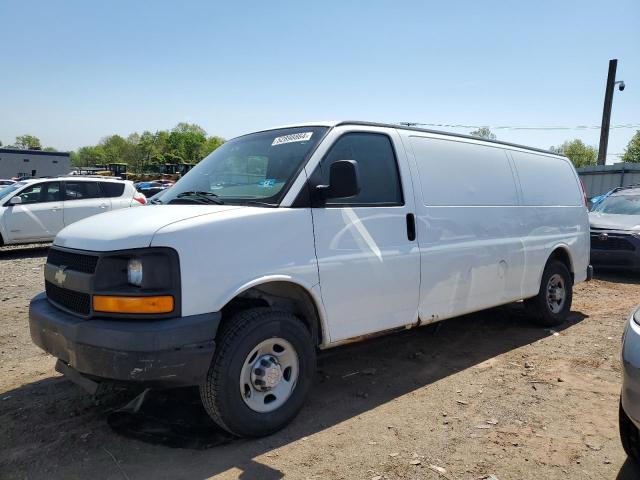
xmin=98 ymin=181 xmax=128 ymax=209
xmin=62 ymin=181 xmax=110 ymax=226
xmin=308 ymin=127 xmax=421 ymax=343
xmin=3 ymin=182 xmax=63 ymax=242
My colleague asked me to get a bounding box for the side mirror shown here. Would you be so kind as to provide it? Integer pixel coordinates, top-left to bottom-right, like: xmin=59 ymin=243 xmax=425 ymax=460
xmin=9 ymin=196 xmax=22 ymax=205
xmin=316 ymin=160 xmax=360 ymax=200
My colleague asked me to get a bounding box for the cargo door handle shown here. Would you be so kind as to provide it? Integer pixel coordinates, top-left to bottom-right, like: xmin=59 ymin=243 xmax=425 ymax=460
xmin=406 ymin=213 xmax=416 ymax=241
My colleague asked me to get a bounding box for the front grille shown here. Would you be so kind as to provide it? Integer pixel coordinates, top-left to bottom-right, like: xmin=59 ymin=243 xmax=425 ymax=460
xmin=590 ymin=235 xmax=635 ymax=251
xmin=45 ymin=281 xmax=90 ymax=315
xmin=592 ymin=257 xmax=629 ymax=266
xmin=47 ymin=248 xmax=99 ymax=274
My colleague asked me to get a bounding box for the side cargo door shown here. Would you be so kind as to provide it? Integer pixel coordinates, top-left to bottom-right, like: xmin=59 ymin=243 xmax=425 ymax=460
xmin=307 ymin=126 xmax=421 ymax=343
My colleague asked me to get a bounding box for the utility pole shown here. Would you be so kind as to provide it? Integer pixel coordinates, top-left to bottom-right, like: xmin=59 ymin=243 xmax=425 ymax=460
xmin=597 ymin=59 xmax=624 ymax=165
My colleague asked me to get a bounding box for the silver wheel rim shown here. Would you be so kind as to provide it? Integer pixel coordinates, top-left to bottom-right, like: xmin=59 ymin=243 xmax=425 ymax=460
xmin=239 ymin=337 xmax=299 ymax=413
xmin=546 ymin=273 xmax=566 ymax=314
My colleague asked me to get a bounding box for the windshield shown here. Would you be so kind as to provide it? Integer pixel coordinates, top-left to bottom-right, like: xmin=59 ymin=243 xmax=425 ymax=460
xmin=593 ymin=194 xmax=640 ymax=215
xmin=0 ymin=182 xmax=25 ymax=202
xmin=160 ymin=126 xmax=328 ymax=206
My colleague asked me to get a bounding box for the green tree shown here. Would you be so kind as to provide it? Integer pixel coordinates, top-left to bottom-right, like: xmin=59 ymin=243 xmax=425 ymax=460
xmin=469 ymin=127 xmax=497 ymax=140
xmin=167 ymin=123 xmax=208 ymax=164
xmin=202 ymin=135 xmax=225 ymax=157
xmin=71 ymin=145 xmax=107 ymax=167
xmin=622 ymin=130 xmax=640 ymax=163
xmin=69 ymin=123 xmax=224 ymax=173
xmin=550 ymin=139 xmax=597 ymax=168
xmin=13 ymin=134 xmax=42 ymax=150
xmin=99 ymin=135 xmax=129 ymax=164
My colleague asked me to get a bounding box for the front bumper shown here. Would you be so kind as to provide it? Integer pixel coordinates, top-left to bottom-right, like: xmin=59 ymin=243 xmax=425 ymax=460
xmin=29 ymin=292 xmax=220 ymax=388
xmin=621 ymin=307 xmax=640 ymax=428
xmin=590 ymin=230 xmax=640 ymax=270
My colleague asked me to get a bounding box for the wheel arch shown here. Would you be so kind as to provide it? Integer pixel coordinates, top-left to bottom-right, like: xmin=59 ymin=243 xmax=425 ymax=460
xmin=547 ymin=244 xmax=575 ymax=282
xmin=218 ymin=276 xmax=328 ymax=347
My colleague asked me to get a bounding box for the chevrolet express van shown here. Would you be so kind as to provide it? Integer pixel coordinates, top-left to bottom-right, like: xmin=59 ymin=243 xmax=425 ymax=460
xmin=29 ymin=121 xmax=591 ymax=437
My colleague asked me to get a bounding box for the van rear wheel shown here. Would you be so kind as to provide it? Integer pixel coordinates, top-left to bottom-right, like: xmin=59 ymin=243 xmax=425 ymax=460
xmin=200 ymin=308 xmax=315 ymax=437
xmin=524 ymin=260 xmax=572 ymax=327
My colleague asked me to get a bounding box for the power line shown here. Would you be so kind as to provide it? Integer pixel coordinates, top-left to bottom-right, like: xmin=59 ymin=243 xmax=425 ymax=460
xmin=398 ymin=122 xmax=640 ymax=131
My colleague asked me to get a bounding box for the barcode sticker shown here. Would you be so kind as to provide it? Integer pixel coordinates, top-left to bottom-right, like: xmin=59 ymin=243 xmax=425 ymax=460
xmin=272 ymin=132 xmax=313 ymax=146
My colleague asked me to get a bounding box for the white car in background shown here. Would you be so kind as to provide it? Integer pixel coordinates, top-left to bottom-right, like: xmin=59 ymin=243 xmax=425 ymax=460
xmin=0 ymin=177 xmax=146 ymax=246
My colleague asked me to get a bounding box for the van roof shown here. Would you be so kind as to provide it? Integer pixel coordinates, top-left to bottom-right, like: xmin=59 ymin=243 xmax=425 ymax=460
xmin=269 ymin=120 xmax=563 ymax=158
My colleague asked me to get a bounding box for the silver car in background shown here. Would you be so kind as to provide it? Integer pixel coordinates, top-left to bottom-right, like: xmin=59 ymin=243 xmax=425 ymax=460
xmin=621 ymin=306 xmax=640 ymax=462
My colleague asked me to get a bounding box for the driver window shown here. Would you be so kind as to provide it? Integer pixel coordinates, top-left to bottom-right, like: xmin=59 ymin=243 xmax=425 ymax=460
xmin=17 ymin=184 xmax=44 ymax=204
xmin=318 ymin=132 xmax=403 ymax=206
xmin=17 ymin=182 xmax=62 ymax=204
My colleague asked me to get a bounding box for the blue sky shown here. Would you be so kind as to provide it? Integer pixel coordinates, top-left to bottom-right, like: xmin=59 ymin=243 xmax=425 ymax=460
xmin=0 ymin=0 xmax=638 ymax=163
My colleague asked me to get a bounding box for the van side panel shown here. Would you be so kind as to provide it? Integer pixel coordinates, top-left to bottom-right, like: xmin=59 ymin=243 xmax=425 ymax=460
xmin=401 ymin=132 xmax=589 ymax=324
xmin=405 ymin=134 xmax=527 ymax=322
xmin=510 ymin=151 xmax=589 ymax=292
xmin=511 ymin=152 xmax=583 ymax=206
xmin=414 ymin=137 xmax=519 ymax=206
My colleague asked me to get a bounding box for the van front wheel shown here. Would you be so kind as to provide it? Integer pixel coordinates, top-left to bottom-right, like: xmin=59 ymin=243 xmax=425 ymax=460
xmin=200 ymin=308 xmax=316 ymax=437
xmin=524 ymin=260 xmax=573 ymax=327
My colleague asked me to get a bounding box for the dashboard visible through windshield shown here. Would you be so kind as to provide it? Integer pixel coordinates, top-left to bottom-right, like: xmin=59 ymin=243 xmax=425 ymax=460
xmin=160 ymin=126 xmax=328 ymax=206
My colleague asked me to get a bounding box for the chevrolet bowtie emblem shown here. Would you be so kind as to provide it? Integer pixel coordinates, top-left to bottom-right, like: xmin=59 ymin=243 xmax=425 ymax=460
xmin=54 ymin=266 xmax=68 ymax=285
xmin=598 ymin=233 xmax=609 ymax=241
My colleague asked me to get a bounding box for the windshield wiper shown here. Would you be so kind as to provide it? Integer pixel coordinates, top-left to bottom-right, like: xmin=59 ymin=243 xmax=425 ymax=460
xmin=175 ymin=191 xmax=225 ymax=205
xmin=244 ymin=200 xmax=278 ymax=208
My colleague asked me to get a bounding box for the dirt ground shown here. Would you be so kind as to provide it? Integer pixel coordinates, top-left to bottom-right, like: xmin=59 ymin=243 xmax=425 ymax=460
xmin=1 ymin=245 xmax=640 ymax=480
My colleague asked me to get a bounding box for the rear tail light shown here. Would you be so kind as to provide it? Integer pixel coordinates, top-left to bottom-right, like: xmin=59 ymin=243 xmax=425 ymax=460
xmin=132 ymin=192 xmax=147 ymax=205
xmin=579 ymin=179 xmax=588 ymax=207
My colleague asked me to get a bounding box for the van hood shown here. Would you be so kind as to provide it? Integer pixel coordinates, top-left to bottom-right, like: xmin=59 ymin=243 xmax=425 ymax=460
xmin=589 ymin=211 xmax=640 ymax=231
xmin=54 ymin=205 xmax=242 ymax=251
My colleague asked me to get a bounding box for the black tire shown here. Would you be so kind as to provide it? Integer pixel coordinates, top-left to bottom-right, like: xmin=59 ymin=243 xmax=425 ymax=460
xmin=620 ymin=400 xmax=640 ymax=463
xmin=199 ymin=308 xmax=316 ymax=437
xmin=524 ymin=260 xmax=572 ymax=327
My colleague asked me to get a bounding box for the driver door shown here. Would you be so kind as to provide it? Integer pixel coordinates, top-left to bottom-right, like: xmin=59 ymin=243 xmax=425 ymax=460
xmin=309 ymin=128 xmax=421 ymax=343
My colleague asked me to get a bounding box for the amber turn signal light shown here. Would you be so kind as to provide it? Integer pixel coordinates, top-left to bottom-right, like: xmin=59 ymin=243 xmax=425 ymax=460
xmin=93 ymin=295 xmax=174 ymax=314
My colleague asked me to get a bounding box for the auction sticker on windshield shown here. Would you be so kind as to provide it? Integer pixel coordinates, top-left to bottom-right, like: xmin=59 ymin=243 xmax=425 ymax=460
xmin=272 ymin=132 xmax=313 ymax=146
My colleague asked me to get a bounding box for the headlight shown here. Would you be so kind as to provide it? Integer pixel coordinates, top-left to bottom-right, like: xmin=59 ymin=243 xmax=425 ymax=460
xmin=127 ymin=258 xmax=143 ymax=286
xmin=92 ymin=247 xmax=181 ymax=317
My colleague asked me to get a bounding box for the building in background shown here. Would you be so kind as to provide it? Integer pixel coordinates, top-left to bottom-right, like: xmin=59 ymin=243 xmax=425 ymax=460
xmin=0 ymin=148 xmax=70 ymax=179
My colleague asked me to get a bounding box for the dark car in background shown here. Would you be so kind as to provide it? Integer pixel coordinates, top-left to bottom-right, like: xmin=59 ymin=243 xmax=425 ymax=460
xmin=589 ymin=186 xmax=640 ymax=271
xmin=134 ymin=181 xmax=173 ymax=198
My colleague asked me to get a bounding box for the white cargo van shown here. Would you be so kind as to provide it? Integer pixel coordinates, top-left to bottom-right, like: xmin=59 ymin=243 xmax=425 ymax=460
xmin=29 ymin=121 xmax=591 ymax=437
